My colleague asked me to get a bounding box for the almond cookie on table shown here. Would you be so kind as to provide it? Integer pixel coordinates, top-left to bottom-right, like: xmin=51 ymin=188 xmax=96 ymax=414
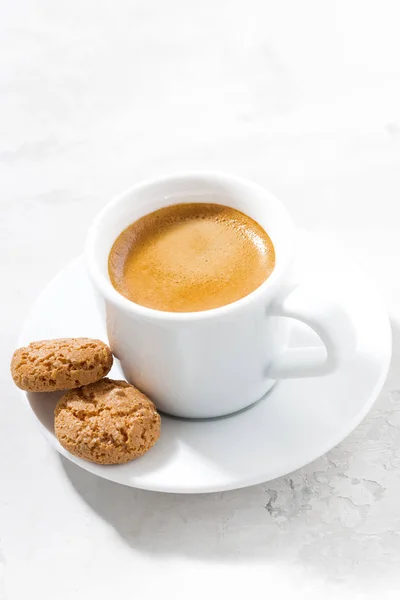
xmin=11 ymin=338 xmax=113 ymax=392
xmin=54 ymin=378 xmax=161 ymax=464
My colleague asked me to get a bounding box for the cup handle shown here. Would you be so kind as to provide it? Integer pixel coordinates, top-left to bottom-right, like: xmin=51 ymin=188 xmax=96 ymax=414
xmin=267 ymin=283 xmax=357 ymax=378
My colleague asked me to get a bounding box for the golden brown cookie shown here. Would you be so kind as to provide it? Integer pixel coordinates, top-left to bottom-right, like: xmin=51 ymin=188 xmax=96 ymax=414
xmin=11 ymin=338 xmax=113 ymax=392
xmin=54 ymin=378 xmax=161 ymax=464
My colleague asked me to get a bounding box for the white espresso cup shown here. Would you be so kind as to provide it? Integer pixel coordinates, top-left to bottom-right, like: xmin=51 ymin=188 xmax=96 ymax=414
xmin=86 ymin=173 xmax=356 ymax=418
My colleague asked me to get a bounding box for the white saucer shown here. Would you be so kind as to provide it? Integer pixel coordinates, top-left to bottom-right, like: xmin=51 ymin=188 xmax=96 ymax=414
xmin=19 ymin=232 xmax=391 ymax=493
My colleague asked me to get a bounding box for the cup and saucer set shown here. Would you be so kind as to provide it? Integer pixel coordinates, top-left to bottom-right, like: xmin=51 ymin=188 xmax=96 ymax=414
xmin=19 ymin=174 xmax=391 ymax=493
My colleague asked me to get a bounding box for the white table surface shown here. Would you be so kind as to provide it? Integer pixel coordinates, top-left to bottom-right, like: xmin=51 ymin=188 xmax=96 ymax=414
xmin=2 ymin=1 xmax=400 ymax=598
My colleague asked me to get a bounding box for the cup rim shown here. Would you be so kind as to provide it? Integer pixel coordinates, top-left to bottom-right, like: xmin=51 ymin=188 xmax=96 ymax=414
xmin=85 ymin=172 xmax=296 ymax=322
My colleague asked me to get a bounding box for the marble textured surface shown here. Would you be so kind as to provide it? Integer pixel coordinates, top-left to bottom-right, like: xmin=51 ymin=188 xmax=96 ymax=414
xmin=2 ymin=1 xmax=400 ymax=598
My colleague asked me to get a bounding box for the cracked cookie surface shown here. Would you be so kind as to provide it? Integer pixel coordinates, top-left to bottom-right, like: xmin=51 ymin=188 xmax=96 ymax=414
xmin=11 ymin=338 xmax=113 ymax=392
xmin=54 ymin=378 xmax=161 ymax=464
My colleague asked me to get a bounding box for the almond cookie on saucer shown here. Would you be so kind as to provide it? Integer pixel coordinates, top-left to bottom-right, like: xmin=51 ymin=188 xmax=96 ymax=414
xmin=54 ymin=378 xmax=161 ymax=464
xmin=11 ymin=338 xmax=113 ymax=392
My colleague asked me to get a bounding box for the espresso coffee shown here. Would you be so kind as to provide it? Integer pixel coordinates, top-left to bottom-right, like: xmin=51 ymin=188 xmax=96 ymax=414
xmin=108 ymin=203 xmax=275 ymax=312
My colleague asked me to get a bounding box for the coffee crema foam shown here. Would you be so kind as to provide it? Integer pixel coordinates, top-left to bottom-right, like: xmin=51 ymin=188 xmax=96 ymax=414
xmin=108 ymin=203 xmax=275 ymax=312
